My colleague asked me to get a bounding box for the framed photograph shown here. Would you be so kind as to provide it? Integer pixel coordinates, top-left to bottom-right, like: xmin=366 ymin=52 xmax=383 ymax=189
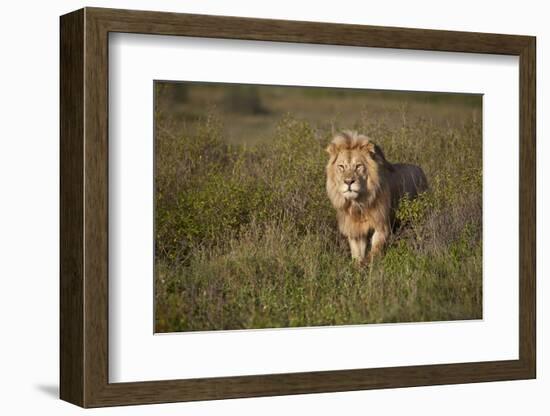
xmin=60 ymin=7 xmax=536 ymax=408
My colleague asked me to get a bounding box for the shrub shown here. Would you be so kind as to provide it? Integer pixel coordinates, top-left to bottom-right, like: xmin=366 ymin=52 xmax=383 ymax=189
xmin=154 ymin=108 xmax=483 ymax=331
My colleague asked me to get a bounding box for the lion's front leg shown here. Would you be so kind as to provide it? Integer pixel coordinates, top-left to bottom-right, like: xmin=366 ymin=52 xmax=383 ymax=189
xmin=348 ymin=236 xmax=367 ymax=263
xmin=369 ymin=227 xmax=389 ymax=262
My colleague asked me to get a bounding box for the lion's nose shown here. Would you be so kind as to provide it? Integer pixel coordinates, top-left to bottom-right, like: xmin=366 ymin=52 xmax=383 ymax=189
xmin=344 ymin=178 xmax=355 ymax=186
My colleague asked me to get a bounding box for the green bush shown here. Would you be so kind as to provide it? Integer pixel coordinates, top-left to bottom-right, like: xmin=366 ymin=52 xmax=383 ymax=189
xmin=154 ymin=109 xmax=483 ymax=332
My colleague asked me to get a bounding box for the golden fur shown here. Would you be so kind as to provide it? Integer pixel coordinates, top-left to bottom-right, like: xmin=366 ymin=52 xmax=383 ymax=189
xmin=326 ymin=131 xmax=428 ymax=263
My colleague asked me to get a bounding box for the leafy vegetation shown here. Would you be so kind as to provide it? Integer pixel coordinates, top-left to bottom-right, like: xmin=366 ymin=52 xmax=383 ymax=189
xmin=154 ymin=84 xmax=482 ymax=332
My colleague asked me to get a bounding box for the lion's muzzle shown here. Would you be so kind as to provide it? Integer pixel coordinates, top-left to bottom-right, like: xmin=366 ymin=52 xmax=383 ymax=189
xmin=341 ymin=178 xmax=361 ymax=199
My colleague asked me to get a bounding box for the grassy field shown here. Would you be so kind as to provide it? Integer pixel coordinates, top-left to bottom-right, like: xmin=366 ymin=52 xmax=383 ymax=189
xmin=154 ymin=82 xmax=482 ymax=333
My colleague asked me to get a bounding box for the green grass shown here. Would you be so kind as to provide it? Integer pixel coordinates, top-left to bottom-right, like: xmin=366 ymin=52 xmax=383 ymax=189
xmin=154 ymin=84 xmax=482 ymax=332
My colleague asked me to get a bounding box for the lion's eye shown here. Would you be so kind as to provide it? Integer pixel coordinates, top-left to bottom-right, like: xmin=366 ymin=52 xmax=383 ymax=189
xmin=356 ymin=164 xmax=365 ymax=171
xmin=338 ymin=165 xmax=344 ymax=172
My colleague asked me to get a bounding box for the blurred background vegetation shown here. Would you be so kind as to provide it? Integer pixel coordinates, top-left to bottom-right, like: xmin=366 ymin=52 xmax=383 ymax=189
xmin=154 ymin=81 xmax=482 ymax=332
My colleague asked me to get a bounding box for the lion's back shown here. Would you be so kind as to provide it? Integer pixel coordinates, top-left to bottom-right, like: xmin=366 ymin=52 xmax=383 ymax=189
xmin=390 ymin=163 xmax=428 ymax=203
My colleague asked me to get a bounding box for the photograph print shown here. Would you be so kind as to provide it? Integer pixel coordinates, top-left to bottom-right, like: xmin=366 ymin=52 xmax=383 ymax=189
xmin=154 ymin=81 xmax=482 ymax=333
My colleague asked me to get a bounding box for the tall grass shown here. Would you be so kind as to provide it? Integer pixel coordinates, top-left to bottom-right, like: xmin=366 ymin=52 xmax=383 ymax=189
xmin=155 ymin=101 xmax=482 ymax=332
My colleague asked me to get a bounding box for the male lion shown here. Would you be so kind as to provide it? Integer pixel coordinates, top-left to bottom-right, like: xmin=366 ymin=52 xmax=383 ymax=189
xmin=326 ymin=130 xmax=428 ymax=263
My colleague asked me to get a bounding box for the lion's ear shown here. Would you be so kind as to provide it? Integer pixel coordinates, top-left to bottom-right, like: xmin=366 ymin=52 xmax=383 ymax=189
xmin=359 ymin=141 xmax=375 ymax=153
xmin=326 ymin=143 xmax=339 ymax=157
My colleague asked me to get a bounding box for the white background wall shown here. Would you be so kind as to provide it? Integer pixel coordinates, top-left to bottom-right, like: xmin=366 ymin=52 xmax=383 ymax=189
xmin=0 ymin=0 xmax=546 ymax=414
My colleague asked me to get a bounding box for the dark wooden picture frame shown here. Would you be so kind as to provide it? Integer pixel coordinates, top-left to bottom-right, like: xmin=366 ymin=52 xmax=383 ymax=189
xmin=60 ymin=7 xmax=536 ymax=408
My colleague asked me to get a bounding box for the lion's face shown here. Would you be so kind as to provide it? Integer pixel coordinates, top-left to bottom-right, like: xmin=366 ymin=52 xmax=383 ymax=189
xmin=332 ymin=151 xmax=369 ymax=201
xmin=326 ymin=131 xmax=392 ymax=211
